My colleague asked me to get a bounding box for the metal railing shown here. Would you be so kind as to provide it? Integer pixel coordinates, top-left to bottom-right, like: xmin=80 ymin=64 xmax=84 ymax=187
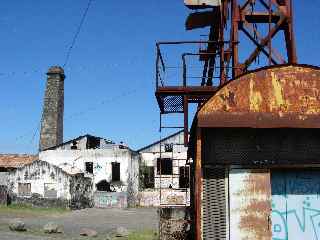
xmin=156 ymin=41 xmax=234 ymax=88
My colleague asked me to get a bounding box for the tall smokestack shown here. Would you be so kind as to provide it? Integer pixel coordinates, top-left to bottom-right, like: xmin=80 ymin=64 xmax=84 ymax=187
xmin=39 ymin=66 xmax=65 ymax=151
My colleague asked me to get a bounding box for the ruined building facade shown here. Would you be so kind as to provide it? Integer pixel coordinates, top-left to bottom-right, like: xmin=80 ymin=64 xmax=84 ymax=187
xmin=39 ymin=66 xmax=65 ymax=151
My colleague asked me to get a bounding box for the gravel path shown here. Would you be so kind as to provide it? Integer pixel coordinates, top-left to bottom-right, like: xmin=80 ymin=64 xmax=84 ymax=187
xmin=0 ymin=208 xmax=158 ymax=240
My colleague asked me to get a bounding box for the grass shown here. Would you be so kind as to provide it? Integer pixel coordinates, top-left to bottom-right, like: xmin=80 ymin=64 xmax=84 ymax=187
xmin=128 ymin=230 xmax=158 ymax=240
xmin=0 ymin=204 xmax=70 ymax=216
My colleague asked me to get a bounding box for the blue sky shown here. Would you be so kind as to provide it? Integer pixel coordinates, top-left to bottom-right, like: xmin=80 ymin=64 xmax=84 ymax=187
xmin=1 ymin=1 xmax=320 ymax=153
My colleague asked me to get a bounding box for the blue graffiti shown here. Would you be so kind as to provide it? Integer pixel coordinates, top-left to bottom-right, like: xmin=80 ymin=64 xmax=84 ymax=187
xmin=272 ymin=198 xmax=320 ymax=240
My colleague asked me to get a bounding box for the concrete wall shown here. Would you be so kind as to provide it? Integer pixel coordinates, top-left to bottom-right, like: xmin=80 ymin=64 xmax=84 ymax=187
xmin=8 ymin=160 xmax=73 ymax=199
xmin=94 ymin=192 xmax=127 ymax=208
xmin=0 ymin=172 xmax=8 ymax=186
xmin=7 ymin=160 xmax=93 ymax=209
xmin=138 ymin=189 xmax=190 ymax=207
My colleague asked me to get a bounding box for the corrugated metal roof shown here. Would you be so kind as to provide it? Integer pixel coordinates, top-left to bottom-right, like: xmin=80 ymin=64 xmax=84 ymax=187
xmin=0 ymin=154 xmax=38 ymax=168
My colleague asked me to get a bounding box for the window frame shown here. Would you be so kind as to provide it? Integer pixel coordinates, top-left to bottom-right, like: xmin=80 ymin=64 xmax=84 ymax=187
xmin=18 ymin=183 xmax=31 ymax=197
xmin=111 ymin=162 xmax=121 ymax=182
xmin=157 ymin=158 xmax=173 ymax=175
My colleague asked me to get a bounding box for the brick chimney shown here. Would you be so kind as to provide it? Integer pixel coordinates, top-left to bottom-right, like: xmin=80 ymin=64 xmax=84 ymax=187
xmin=39 ymin=66 xmax=65 ymax=151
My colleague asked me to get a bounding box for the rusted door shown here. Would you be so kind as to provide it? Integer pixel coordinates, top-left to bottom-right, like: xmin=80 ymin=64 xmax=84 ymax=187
xmin=229 ymin=169 xmax=272 ymax=240
xmin=271 ymin=170 xmax=320 ymax=240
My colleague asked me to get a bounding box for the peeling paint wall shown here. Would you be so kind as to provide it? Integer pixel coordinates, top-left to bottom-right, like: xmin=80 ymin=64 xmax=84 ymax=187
xmin=8 ymin=160 xmax=93 ymax=209
xmin=8 ymin=161 xmax=72 ymax=199
xmin=39 ymin=148 xmax=139 ymax=207
xmin=39 ymin=149 xmax=139 ymax=193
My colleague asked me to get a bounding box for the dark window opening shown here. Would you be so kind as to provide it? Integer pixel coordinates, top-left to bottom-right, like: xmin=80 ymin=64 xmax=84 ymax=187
xmin=179 ymin=166 xmax=190 ymax=188
xmin=96 ymin=180 xmax=112 ymax=192
xmin=71 ymin=140 xmax=78 ymax=150
xmin=165 ymin=143 xmax=173 ymax=152
xmin=86 ymin=136 xmax=100 ymax=149
xmin=85 ymin=162 xmax=93 ymax=174
xmin=157 ymin=158 xmax=173 ymax=175
xmin=112 ymin=162 xmax=120 ymax=182
xmin=143 ymin=166 xmax=155 ymax=188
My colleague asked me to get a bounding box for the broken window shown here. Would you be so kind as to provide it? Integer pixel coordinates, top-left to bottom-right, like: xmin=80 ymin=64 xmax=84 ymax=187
xmin=157 ymin=158 xmax=173 ymax=175
xmin=111 ymin=162 xmax=120 ymax=182
xmin=96 ymin=180 xmax=112 ymax=192
xmin=165 ymin=143 xmax=173 ymax=152
xmin=86 ymin=136 xmax=100 ymax=149
xmin=18 ymin=183 xmax=31 ymax=196
xmin=179 ymin=166 xmax=190 ymax=188
xmin=71 ymin=140 xmax=78 ymax=150
xmin=44 ymin=183 xmax=57 ymax=198
xmin=85 ymin=162 xmax=93 ymax=174
xmin=143 ymin=166 xmax=155 ymax=188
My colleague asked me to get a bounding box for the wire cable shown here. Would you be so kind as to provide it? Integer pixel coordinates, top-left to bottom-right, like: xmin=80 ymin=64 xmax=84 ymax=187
xmin=63 ymin=0 xmax=94 ymax=68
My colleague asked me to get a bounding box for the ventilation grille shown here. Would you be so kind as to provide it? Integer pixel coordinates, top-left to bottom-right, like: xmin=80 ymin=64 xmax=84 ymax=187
xmin=202 ymin=167 xmax=227 ymax=240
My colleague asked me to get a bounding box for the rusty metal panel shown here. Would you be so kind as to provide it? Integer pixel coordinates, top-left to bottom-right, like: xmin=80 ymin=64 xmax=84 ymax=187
xmin=198 ymin=65 xmax=320 ymax=128
xmin=229 ymin=169 xmax=271 ymax=240
xmin=184 ymin=0 xmax=221 ymax=9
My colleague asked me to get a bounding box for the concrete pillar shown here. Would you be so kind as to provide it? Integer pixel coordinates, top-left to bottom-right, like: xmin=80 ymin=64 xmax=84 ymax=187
xmin=159 ymin=207 xmax=190 ymax=240
xmin=39 ymin=66 xmax=65 ymax=151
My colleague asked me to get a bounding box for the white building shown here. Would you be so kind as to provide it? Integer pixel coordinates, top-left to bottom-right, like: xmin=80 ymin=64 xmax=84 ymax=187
xmin=39 ymin=134 xmax=140 ymax=207
xmin=8 ymin=160 xmax=92 ymax=209
xmin=138 ymin=131 xmax=190 ymax=207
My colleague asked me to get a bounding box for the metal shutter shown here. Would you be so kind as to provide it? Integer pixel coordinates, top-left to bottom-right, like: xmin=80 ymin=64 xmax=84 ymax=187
xmin=202 ymin=167 xmax=227 ymax=240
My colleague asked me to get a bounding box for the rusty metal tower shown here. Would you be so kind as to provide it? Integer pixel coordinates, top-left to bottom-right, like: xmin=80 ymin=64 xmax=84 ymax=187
xmin=156 ymin=0 xmax=297 ymax=146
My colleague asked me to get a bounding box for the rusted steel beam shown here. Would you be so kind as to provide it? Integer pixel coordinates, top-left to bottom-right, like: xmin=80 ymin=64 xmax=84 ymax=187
xmin=243 ymin=16 xmax=286 ymax=70
xmin=195 ymin=128 xmax=203 ymax=240
xmin=242 ymin=21 xmax=286 ymax=64
xmin=156 ymin=86 xmax=218 ymax=96
xmin=241 ymin=27 xmax=278 ymax=65
xmin=284 ymin=0 xmax=297 ymax=63
xmin=231 ymin=0 xmax=240 ymax=77
xmin=184 ymin=96 xmax=189 ymax=147
xmin=244 ymin=12 xmax=280 ymax=23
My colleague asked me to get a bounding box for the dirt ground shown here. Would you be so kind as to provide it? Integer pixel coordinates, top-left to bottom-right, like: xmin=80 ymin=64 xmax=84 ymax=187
xmin=0 ymin=207 xmax=158 ymax=240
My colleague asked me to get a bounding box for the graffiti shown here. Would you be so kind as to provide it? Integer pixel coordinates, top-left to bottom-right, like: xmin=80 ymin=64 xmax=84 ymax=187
xmin=94 ymin=192 xmax=127 ymax=208
xmin=100 ymin=195 xmax=118 ymax=205
xmin=272 ymin=170 xmax=320 ymax=240
xmin=272 ymin=197 xmax=320 ymax=240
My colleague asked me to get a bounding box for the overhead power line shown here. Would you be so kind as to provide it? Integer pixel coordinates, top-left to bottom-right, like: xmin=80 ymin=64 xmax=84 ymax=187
xmin=63 ymin=0 xmax=94 ymax=68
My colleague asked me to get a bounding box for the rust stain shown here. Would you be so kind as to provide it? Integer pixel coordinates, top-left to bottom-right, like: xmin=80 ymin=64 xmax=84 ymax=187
xmin=235 ymin=170 xmax=272 ymax=240
xmin=249 ymin=79 xmax=263 ymax=112
xmin=239 ymin=200 xmax=271 ymax=240
xmin=198 ymin=65 xmax=320 ymax=128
